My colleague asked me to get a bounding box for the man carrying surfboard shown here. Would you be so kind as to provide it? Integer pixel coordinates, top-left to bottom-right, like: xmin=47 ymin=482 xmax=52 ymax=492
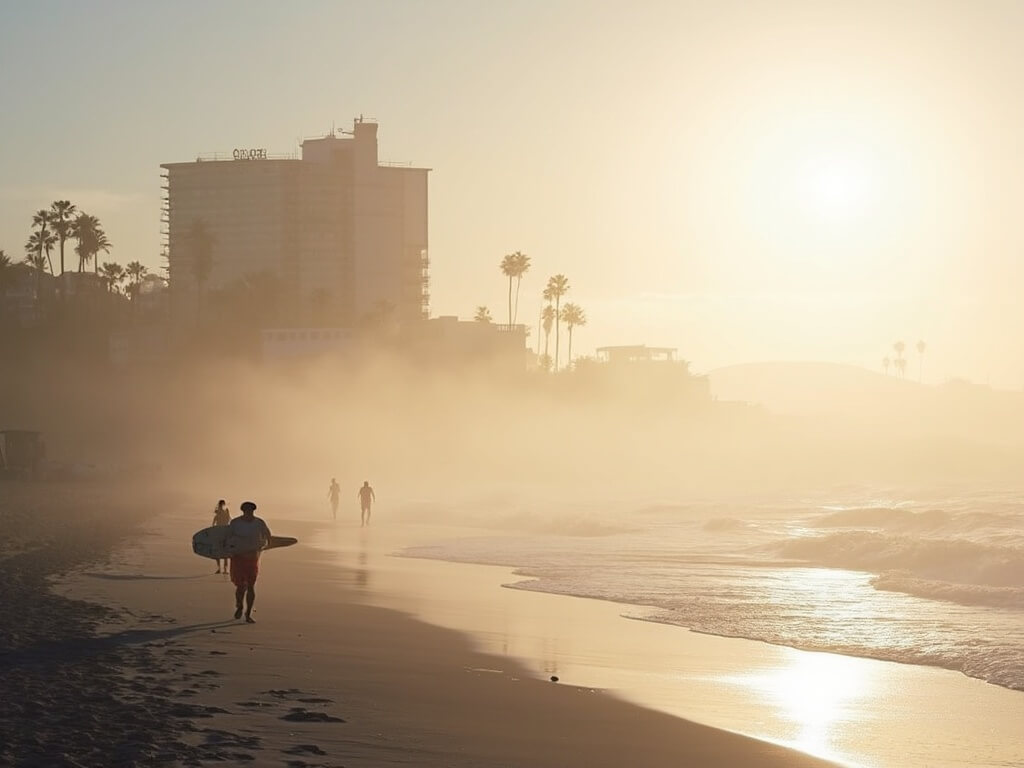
xmin=227 ymin=501 xmax=272 ymax=623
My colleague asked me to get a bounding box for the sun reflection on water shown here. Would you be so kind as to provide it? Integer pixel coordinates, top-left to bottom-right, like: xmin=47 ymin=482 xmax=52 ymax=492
xmin=725 ymin=649 xmax=874 ymax=765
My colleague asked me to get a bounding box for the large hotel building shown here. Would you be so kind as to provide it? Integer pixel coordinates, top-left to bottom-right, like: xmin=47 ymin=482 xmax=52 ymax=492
xmin=161 ymin=118 xmax=429 ymax=327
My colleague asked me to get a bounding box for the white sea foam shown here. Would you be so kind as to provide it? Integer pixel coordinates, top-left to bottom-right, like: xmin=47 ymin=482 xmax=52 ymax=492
xmin=402 ymin=492 xmax=1024 ymax=691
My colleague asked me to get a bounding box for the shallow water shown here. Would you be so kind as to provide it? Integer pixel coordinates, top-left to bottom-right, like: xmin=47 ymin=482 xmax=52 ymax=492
xmin=403 ymin=489 xmax=1024 ymax=692
xmin=312 ymin=511 xmax=1024 ymax=768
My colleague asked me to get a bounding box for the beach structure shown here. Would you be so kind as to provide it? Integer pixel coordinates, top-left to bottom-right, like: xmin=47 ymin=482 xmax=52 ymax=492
xmin=404 ymin=316 xmax=529 ymax=371
xmin=259 ymin=316 xmax=528 ymax=370
xmin=578 ymin=344 xmax=710 ymax=404
xmin=595 ymin=345 xmax=678 ymax=363
xmin=161 ymin=117 xmax=429 ymax=329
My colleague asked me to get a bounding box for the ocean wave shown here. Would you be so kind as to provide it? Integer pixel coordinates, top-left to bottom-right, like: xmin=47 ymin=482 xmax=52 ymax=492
xmin=811 ymin=506 xmax=1024 ymax=536
xmin=775 ymin=531 xmax=1024 ymax=588
xmin=871 ymin=572 xmax=1024 ymax=609
xmin=627 ymin=609 xmax=1024 ymax=693
xmin=498 ymin=575 xmax=1024 ymax=692
xmin=401 ymin=495 xmax=1024 ymax=693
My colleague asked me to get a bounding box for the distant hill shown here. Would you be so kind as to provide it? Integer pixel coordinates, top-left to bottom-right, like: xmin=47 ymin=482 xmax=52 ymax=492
xmin=707 ymin=361 xmax=1023 ymax=448
xmin=708 ymin=361 xmax=917 ymax=414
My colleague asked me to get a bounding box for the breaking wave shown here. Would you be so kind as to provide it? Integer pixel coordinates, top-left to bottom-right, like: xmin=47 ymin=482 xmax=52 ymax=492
xmin=403 ymin=494 xmax=1024 ymax=690
xmin=775 ymin=531 xmax=1024 ymax=591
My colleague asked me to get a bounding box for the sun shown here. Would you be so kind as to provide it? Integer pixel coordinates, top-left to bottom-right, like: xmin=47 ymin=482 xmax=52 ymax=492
xmin=796 ymin=148 xmax=874 ymax=221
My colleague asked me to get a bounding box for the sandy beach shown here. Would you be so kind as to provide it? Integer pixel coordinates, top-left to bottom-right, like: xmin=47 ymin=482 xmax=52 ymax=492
xmin=8 ymin=486 xmax=1023 ymax=767
xmin=0 ymin=484 xmax=836 ymax=768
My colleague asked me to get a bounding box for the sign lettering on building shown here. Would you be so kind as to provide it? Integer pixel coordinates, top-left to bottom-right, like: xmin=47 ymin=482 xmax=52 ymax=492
xmin=233 ymin=148 xmax=268 ymax=160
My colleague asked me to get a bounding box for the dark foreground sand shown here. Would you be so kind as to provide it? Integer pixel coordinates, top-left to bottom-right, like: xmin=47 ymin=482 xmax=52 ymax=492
xmin=3 ymin=484 xmax=838 ymax=768
xmin=0 ymin=483 xmax=220 ymax=766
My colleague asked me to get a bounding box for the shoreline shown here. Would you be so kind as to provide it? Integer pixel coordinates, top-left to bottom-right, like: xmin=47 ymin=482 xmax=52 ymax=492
xmin=309 ymin=520 xmax=1024 ymax=768
xmin=61 ymin=510 xmax=843 ymax=768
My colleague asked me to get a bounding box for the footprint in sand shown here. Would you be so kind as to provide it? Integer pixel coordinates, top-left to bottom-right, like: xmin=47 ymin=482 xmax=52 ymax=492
xmin=265 ymin=688 xmax=304 ymax=698
xmin=280 ymin=708 xmax=345 ymax=723
xmin=283 ymin=744 xmax=328 ymax=756
xmin=168 ymin=703 xmax=230 ymax=718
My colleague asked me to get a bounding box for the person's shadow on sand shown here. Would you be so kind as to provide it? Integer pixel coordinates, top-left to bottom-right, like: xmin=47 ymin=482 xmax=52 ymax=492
xmin=83 ymin=572 xmax=212 ymax=581
xmin=0 ymin=620 xmax=236 ymax=669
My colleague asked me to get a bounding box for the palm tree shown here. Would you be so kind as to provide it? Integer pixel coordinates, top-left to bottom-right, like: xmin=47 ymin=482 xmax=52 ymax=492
xmin=474 ymin=306 xmax=493 ymax=323
xmin=124 ymin=261 xmax=149 ymax=301
xmin=560 ymin=302 xmax=586 ymax=368
xmin=25 ymin=231 xmax=56 ymax=275
xmin=882 ymin=356 xmax=891 ymax=376
xmin=93 ymin=227 xmax=111 ymax=274
xmin=188 ymin=219 xmax=214 ymax=323
xmin=511 ymin=251 xmax=530 ymax=324
xmin=916 ymin=340 xmax=926 ymax=383
xmin=99 ymin=262 xmax=126 ymax=294
xmin=22 ymin=252 xmax=47 ymax=296
xmin=0 ymin=250 xmax=12 ymax=293
xmin=541 ymin=304 xmax=555 ymax=362
xmin=499 ymin=251 xmax=531 ymax=326
xmin=31 ymin=210 xmax=56 ymax=276
xmin=71 ymin=213 xmax=104 ymax=273
xmin=895 ymin=356 xmax=907 ymax=378
xmin=545 ymin=274 xmax=569 ymax=370
xmin=24 ymin=252 xmax=45 ymax=269
xmin=893 ymin=340 xmax=906 ymax=378
xmin=500 ymin=254 xmax=515 ymax=326
xmin=48 ymin=200 xmax=77 ymax=277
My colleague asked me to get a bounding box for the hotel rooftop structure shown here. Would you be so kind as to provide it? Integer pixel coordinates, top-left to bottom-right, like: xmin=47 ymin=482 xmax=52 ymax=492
xmin=161 ymin=118 xmax=429 ymax=327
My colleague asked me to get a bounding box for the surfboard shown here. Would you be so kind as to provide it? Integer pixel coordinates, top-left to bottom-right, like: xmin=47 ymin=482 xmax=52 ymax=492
xmin=192 ymin=525 xmax=298 ymax=560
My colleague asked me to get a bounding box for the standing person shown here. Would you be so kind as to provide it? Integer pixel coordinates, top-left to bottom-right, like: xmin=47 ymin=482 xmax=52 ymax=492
xmin=327 ymin=477 xmax=341 ymax=520
xmin=211 ymin=500 xmax=231 ymax=574
xmin=227 ymin=501 xmax=272 ymax=624
xmin=357 ymin=480 xmax=375 ymax=527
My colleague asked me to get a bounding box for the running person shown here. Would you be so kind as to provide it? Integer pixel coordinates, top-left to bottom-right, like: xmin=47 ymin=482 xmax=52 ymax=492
xmin=327 ymin=477 xmax=341 ymax=520
xmin=211 ymin=499 xmax=231 ymax=574
xmin=358 ymin=481 xmax=375 ymax=527
xmin=227 ymin=501 xmax=272 ymax=623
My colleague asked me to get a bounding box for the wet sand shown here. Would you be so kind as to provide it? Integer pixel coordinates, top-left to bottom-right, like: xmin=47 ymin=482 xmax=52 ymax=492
xmin=10 ymin=487 xmax=1024 ymax=768
xmin=314 ymin=522 xmax=1024 ymax=768
xmin=52 ymin=505 xmax=839 ymax=768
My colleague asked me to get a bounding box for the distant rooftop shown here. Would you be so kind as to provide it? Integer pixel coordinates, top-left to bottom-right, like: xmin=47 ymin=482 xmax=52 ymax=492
xmin=163 ymin=117 xmax=429 ymax=170
xmin=596 ymin=345 xmax=677 ymax=362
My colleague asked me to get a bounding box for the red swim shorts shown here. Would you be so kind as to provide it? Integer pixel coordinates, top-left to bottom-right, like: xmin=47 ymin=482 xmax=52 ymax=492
xmin=230 ymin=555 xmax=260 ymax=587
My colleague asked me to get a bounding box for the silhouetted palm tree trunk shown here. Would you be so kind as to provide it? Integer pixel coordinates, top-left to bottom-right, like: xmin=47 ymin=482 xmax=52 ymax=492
xmin=554 ymin=295 xmax=561 ymax=370
xmin=513 ymin=272 xmax=526 ymax=324
xmin=507 ymin=274 xmax=513 ymax=327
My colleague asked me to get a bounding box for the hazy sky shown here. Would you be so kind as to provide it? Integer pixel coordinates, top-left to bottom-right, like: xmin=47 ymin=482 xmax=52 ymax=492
xmin=1 ymin=0 xmax=1022 ymax=386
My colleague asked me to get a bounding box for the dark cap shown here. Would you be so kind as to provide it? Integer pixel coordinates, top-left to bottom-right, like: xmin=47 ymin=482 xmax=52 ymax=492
xmin=240 ymin=501 xmax=257 ymax=513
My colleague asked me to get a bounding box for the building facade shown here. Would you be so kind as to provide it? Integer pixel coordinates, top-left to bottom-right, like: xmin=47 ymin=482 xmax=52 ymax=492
xmin=162 ymin=118 xmax=429 ymax=327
